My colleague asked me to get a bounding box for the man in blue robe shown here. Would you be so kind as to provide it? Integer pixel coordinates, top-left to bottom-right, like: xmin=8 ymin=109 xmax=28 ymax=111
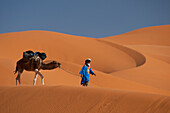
xmin=79 ymin=58 xmax=96 ymax=86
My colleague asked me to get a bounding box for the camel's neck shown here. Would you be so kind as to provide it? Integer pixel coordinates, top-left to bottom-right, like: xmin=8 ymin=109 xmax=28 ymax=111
xmin=41 ymin=61 xmax=59 ymax=70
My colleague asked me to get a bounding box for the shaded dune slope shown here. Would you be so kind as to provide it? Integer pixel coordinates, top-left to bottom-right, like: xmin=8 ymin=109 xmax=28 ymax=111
xmin=97 ymin=40 xmax=146 ymax=67
xmin=127 ymin=45 xmax=170 ymax=64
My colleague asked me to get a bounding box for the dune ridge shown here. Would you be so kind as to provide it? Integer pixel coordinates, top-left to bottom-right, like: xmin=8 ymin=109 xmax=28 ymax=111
xmin=97 ymin=40 xmax=146 ymax=67
xmin=102 ymin=25 xmax=170 ymax=46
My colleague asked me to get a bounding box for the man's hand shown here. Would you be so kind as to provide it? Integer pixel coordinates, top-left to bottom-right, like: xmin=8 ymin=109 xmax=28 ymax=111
xmin=93 ymin=73 xmax=96 ymax=76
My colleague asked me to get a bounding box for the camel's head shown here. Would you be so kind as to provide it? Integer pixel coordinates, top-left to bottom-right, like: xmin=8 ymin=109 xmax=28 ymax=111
xmin=51 ymin=61 xmax=61 ymax=69
xmin=56 ymin=62 xmax=61 ymax=68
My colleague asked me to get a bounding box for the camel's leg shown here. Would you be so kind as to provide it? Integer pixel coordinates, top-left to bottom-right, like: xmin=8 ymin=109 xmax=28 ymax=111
xmin=35 ymin=69 xmax=44 ymax=85
xmin=16 ymin=72 xmax=21 ymax=86
xmin=33 ymin=72 xmax=38 ymax=86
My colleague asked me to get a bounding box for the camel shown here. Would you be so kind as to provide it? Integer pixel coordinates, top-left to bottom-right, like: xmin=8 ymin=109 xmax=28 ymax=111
xmin=14 ymin=55 xmax=61 ymax=86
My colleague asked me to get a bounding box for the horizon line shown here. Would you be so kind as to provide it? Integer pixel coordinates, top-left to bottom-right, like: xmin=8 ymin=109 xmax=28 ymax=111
xmin=0 ymin=24 xmax=169 ymax=38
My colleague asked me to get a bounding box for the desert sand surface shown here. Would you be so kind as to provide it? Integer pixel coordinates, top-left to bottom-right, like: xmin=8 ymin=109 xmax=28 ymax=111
xmin=0 ymin=25 xmax=170 ymax=113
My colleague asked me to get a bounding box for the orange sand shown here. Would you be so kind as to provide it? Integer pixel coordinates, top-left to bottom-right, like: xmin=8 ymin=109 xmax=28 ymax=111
xmin=0 ymin=25 xmax=170 ymax=113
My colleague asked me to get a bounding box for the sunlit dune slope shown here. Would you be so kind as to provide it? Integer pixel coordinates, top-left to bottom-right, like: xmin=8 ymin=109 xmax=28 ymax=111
xmin=0 ymin=86 xmax=169 ymax=113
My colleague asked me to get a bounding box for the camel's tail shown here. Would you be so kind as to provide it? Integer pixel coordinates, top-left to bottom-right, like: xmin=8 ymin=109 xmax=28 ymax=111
xmin=14 ymin=64 xmax=18 ymax=74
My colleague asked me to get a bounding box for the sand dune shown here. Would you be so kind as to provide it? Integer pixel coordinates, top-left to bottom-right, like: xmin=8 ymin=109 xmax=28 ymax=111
xmin=101 ymin=25 xmax=170 ymax=46
xmin=112 ymin=55 xmax=170 ymax=91
xmin=0 ymin=31 xmax=137 ymax=73
xmin=0 ymin=25 xmax=170 ymax=113
xmin=0 ymin=86 xmax=170 ymax=113
xmin=101 ymin=25 xmax=170 ymax=92
xmin=127 ymin=45 xmax=170 ymax=63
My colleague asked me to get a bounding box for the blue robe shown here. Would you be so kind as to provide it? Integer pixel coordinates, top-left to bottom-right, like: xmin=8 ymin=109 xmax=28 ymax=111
xmin=79 ymin=65 xmax=94 ymax=85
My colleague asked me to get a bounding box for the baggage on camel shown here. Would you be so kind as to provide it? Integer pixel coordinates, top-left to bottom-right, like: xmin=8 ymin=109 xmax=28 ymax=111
xmin=34 ymin=52 xmax=47 ymax=60
xmin=23 ymin=50 xmax=34 ymax=61
xmin=23 ymin=50 xmax=47 ymax=61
